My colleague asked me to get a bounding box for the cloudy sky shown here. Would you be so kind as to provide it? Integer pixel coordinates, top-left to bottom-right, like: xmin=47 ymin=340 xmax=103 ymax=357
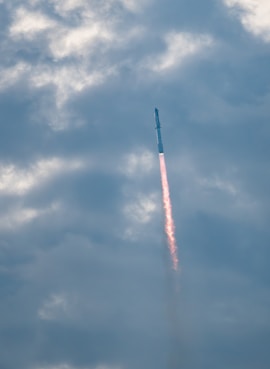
xmin=0 ymin=1 xmax=270 ymax=368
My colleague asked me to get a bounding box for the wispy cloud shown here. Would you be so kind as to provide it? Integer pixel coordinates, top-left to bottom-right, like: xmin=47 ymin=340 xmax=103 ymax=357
xmin=124 ymin=192 xmax=158 ymax=224
xmin=10 ymin=7 xmax=56 ymax=39
xmin=0 ymin=157 xmax=84 ymax=195
xmin=123 ymin=192 xmax=159 ymax=240
xmin=224 ymin=0 xmax=270 ymax=41
xmin=144 ymin=31 xmax=213 ymax=73
xmin=38 ymin=293 xmax=69 ymax=320
xmin=119 ymin=150 xmax=155 ymax=178
xmin=0 ymin=63 xmax=30 ymax=90
xmin=1 ymin=2 xmax=217 ymax=130
xmin=0 ymin=202 xmax=59 ymax=230
xmin=4 ymin=1 xmax=147 ymax=129
xmin=30 ymin=63 xmax=115 ymax=107
xmin=49 ymin=25 xmax=113 ymax=59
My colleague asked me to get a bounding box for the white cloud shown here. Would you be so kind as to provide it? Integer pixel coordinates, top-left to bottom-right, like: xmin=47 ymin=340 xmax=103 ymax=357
xmin=123 ymin=192 xmax=159 ymax=240
xmin=49 ymin=25 xmax=113 ymax=59
xmin=119 ymin=0 xmax=150 ymax=13
xmin=146 ymin=32 xmax=213 ymax=73
xmin=27 ymin=63 xmax=117 ymax=129
xmin=9 ymin=6 xmax=116 ymax=61
xmin=0 ymin=63 xmax=30 ymax=90
xmin=0 ymin=202 xmax=59 ymax=230
xmin=31 ymin=64 xmax=115 ymax=107
xmin=48 ymin=0 xmax=86 ymax=15
xmin=120 ymin=150 xmax=155 ymax=177
xmin=224 ymin=0 xmax=270 ymax=41
xmin=198 ymin=176 xmax=238 ymax=196
xmin=49 ymin=0 xmax=149 ymax=15
xmin=0 ymin=157 xmax=84 ymax=196
xmin=10 ymin=7 xmax=56 ymax=39
xmin=0 ymin=207 xmax=39 ymax=228
xmin=5 ymin=2 xmax=146 ymax=129
xmin=124 ymin=192 xmax=158 ymax=224
xmin=28 ymin=62 xmax=116 ymax=129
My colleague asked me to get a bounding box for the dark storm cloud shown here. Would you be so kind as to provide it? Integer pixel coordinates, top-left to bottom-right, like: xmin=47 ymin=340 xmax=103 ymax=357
xmin=0 ymin=0 xmax=270 ymax=369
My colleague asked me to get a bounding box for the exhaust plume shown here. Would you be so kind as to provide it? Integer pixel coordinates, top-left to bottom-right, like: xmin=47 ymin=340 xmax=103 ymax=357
xmin=159 ymin=153 xmax=178 ymax=271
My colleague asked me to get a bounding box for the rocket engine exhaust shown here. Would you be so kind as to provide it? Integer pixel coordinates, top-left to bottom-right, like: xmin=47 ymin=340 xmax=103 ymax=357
xmin=155 ymin=108 xmax=179 ymax=271
xmin=159 ymin=153 xmax=178 ymax=271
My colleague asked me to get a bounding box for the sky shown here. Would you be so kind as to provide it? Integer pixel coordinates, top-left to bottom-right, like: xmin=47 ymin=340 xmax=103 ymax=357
xmin=0 ymin=0 xmax=270 ymax=368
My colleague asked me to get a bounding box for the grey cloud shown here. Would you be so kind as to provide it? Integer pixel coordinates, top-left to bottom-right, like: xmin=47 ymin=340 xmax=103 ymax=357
xmin=0 ymin=0 xmax=270 ymax=369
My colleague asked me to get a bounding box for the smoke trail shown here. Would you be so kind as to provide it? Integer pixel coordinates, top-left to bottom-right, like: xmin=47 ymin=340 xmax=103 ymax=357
xmin=159 ymin=153 xmax=178 ymax=271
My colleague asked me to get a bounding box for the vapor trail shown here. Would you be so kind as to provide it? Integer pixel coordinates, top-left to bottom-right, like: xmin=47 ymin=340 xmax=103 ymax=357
xmin=159 ymin=153 xmax=178 ymax=271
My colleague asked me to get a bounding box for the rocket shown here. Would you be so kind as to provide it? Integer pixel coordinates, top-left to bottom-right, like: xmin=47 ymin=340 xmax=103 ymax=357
xmin=155 ymin=108 xmax=164 ymax=153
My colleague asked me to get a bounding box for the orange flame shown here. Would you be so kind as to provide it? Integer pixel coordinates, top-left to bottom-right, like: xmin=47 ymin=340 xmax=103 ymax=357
xmin=159 ymin=153 xmax=178 ymax=271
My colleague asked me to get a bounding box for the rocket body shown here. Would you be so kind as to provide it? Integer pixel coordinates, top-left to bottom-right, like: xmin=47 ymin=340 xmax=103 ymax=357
xmin=155 ymin=108 xmax=164 ymax=153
